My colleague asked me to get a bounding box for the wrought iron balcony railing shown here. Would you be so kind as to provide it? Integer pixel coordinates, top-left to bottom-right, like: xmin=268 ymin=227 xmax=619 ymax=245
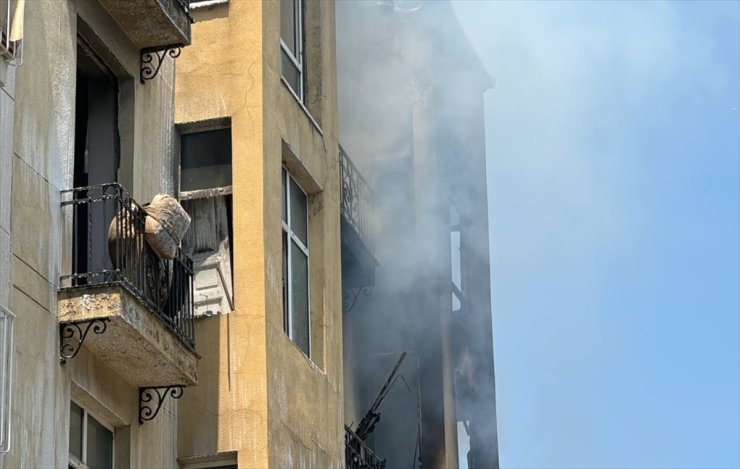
xmin=59 ymin=183 xmax=195 ymax=351
xmin=340 ymin=145 xmax=374 ymax=252
xmin=345 ymin=426 xmax=386 ymax=469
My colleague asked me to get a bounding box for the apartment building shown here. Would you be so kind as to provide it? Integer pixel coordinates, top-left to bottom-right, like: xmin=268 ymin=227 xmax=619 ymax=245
xmin=174 ymin=0 xmax=344 ymax=467
xmin=176 ymin=1 xmax=498 ymax=468
xmin=1 ymin=0 xmax=198 ymax=467
xmin=0 ymin=0 xmax=497 ymax=467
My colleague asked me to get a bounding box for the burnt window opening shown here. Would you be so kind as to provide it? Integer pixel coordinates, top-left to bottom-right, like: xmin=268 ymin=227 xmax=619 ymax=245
xmin=179 ymin=126 xmax=234 ymax=317
xmin=180 ymin=128 xmax=232 ymax=192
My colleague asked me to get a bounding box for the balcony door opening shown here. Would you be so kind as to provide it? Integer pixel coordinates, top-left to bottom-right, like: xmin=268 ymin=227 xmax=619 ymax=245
xmin=72 ymin=39 xmax=120 ymax=282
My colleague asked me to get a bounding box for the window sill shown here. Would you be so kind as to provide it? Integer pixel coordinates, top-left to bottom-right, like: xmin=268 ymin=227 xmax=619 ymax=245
xmin=282 ymin=328 xmax=326 ymax=376
xmin=180 ymin=185 xmax=232 ymax=201
xmin=280 ymin=76 xmax=324 ymax=137
xmin=190 ymin=0 xmax=229 ymax=10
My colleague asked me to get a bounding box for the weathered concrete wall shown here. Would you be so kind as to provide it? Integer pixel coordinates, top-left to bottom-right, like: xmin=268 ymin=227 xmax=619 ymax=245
xmin=5 ymin=1 xmax=76 ymax=466
xmin=175 ymin=1 xmax=344 ymax=467
xmin=1 ymin=0 xmax=185 ymax=466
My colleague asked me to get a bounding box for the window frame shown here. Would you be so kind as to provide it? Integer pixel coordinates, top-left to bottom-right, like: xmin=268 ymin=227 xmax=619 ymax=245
xmin=280 ymin=0 xmax=304 ymax=101
xmin=189 ymin=0 xmax=229 ymax=9
xmin=69 ymin=400 xmax=115 ymax=469
xmin=179 ymin=126 xmax=233 ymax=194
xmin=450 ymin=204 xmax=463 ymax=313
xmin=0 ymin=306 xmax=14 ymax=454
xmin=178 ymin=122 xmax=235 ymax=317
xmin=281 ymin=168 xmax=311 ymax=357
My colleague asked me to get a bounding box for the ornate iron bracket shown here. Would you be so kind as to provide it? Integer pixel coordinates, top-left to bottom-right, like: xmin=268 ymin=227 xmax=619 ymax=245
xmin=59 ymin=318 xmax=110 ymax=364
xmin=140 ymin=46 xmax=182 ymax=84
xmin=139 ymin=386 xmax=184 ymax=424
xmin=342 ymin=287 xmax=373 ymax=313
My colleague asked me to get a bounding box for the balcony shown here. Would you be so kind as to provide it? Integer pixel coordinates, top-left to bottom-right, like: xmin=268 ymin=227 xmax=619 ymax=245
xmin=58 ymin=183 xmax=197 ymax=387
xmin=340 ymin=145 xmax=378 ymax=291
xmin=98 ymin=0 xmax=192 ymax=50
xmin=345 ymin=426 xmax=386 ymax=469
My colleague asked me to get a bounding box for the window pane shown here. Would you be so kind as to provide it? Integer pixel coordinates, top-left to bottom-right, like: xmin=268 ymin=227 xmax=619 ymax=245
xmin=451 ymin=230 xmax=461 ymax=289
xmin=281 ymin=49 xmax=302 ymax=98
xmin=290 ymin=242 xmax=309 ymax=355
xmin=86 ymin=415 xmax=113 ymax=469
xmin=289 ymin=177 xmax=308 ymax=245
xmin=181 ymin=128 xmax=232 ymax=191
xmin=281 ymin=169 xmax=287 ymax=223
xmin=452 ymin=291 xmax=461 ymax=312
xmin=280 ymin=0 xmax=296 ymax=54
xmin=282 ymin=230 xmax=289 ymax=334
xmin=69 ymin=402 xmax=83 ymax=459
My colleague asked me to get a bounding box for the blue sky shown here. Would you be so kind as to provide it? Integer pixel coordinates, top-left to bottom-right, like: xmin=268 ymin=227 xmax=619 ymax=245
xmin=451 ymin=1 xmax=740 ymax=468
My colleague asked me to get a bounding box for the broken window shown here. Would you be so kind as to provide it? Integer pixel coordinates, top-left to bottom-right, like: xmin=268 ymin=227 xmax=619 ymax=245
xmin=181 ymin=128 xmax=232 ymax=192
xmin=180 ymin=126 xmax=234 ymax=317
xmin=282 ymin=168 xmax=310 ymax=356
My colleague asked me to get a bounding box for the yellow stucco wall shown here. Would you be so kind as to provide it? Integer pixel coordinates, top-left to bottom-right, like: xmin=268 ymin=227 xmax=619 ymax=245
xmin=175 ymin=1 xmax=343 ymax=467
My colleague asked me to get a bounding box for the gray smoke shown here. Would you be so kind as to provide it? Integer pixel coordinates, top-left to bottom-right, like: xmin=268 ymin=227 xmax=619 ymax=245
xmin=337 ymin=1 xmax=499 ymax=468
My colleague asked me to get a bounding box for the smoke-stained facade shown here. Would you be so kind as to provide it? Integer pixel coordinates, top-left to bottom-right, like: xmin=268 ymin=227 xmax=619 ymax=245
xmin=0 ymin=0 xmax=497 ymax=467
xmin=337 ymin=1 xmax=500 ymax=468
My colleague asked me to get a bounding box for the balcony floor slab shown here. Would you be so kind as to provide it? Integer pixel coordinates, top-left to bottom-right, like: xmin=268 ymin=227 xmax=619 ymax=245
xmin=58 ymin=284 xmax=198 ymax=387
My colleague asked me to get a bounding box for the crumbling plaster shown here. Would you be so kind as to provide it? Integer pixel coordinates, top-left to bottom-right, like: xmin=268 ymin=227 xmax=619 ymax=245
xmin=57 ymin=285 xmax=199 ymax=386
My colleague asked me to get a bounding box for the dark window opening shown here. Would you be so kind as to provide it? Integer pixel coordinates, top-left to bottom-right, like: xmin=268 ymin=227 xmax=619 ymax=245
xmin=72 ymin=41 xmax=120 ymax=282
xmin=180 ymin=128 xmax=232 ymax=192
xmin=180 ymin=127 xmax=234 ymax=316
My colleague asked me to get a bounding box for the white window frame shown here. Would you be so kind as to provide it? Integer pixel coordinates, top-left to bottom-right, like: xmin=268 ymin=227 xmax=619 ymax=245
xmin=189 ymin=0 xmax=229 ymax=10
xmin=450 ymin=204 xmax=463 ymax=312
xmin=179 ymin=123 xmax=235 ymax=318
xmin=280 ymin=0 xmax=304 ymax=101
xmin=0 ymin=305 xmax=14 ymax=453
xmin=69 ymin=400 xmax=115 ymax=469
xmin=282 ymin=168 xmax=311 ymax=357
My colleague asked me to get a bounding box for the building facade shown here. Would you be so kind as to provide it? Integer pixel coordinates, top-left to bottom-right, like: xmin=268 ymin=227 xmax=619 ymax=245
xmin=174 ymin=0 xmax=345 ymax=467
xmin=1 ymin=0 xmax=198 ymax=467
xmin=337 ymin=2 xmax=500 ymax=468
xmin=0 ymin=0 xmax=497 ymax=468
